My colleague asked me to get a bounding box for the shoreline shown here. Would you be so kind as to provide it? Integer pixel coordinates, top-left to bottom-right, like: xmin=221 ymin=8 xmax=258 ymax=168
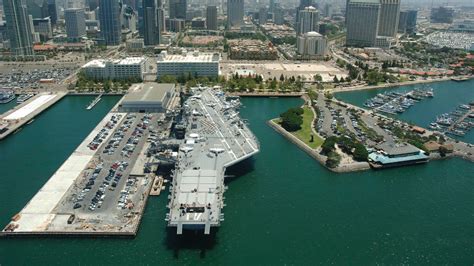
xmin=267 ymin=119 xmax=371 ymax=173
xmin=332 ymin=75 xmax=473 ymax=93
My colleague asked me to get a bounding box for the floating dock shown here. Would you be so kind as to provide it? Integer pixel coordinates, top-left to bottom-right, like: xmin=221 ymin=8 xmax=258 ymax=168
xmin=0 ymin=92 xmax=67 ymax=140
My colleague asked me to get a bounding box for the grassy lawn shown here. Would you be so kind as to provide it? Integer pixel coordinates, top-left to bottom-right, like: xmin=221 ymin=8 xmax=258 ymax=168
xmin=292 ymin=106 xmax=323 ymax=149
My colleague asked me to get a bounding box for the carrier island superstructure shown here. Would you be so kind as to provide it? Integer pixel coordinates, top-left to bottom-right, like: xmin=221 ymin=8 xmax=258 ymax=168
xmin=166 ymin=88 xmax=260 ymax=234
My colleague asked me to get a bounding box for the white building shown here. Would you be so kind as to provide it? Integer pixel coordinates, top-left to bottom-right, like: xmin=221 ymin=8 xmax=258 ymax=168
xmin=81 ymin=57 xmax=146 ymax=80
xmin=297 ymin=31 xmax=327 ymax=58
xmin=157 ymin=51 xmax=219 ymax=78
xmin=298 ymin=6 xmax=319 ymax=35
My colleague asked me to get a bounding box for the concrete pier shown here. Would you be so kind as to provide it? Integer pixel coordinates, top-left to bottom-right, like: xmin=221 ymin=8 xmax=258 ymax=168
xmin=0 ymin=92 xmax=67 ymax=140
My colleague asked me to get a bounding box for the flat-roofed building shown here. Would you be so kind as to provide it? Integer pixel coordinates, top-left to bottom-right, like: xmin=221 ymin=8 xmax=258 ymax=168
xmin=157 ymin=51 xmax=219 ymax=78
xmin=346 ymin=0 xmax=381 ymax=47
xmin=81 ymin=57 xmax=146 ymax=80
xmin=119 ymin=83 xmax=176 ymax=112
xmin=297 ymin=31 xmax=328 ymax=58
xmin=368 ymin=141 xmax=429 ymax=168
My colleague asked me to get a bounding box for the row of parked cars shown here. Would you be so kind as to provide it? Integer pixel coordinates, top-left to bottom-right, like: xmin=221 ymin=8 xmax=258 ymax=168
xmin=88 ymin=115 xmax=122 ymax=151
xmin=73 ymin=162 xmax=104 ymax=210
xmin=117 ymin=176 xmax=137 ymax=210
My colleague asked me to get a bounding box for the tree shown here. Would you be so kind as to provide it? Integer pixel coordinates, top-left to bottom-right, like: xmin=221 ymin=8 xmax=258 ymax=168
xmin=333 ymin=76 xmax=339 ymax=83
xmin=321 ymin=136 xmax=338 ymax=154
xmin=280 ymin=74 xmax=285 ymax=82
xmin=326 ymin=151 xmax=341 ymax=168
xmin=314 ymin=74 xmax=322 ymax=82
xmin=353 ymin=143 xmax=368 ymax=161
xmin=280 ymin=108 xmax=304 ymax=132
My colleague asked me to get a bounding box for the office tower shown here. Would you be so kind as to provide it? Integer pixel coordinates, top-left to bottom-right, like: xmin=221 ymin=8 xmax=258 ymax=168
xmin=157 ymin=7 xmax=165 ymax=32
xmin=143 ymin=0 xmax=160 ymax=45
xmin=259 ymin=7 xmax=268 ymax=25
xmin=298 ymin=6 xmax=319 ymax=35
xmin=378 ymin=0 xmax=400 ymax=37
xmin=206 ymin=5 xmax=217 ymax=30
xmin=65 ymin=8 xmax=86 ymax=40
xmin=33 ymin=17 xmax=53 ymax=41
xmin=273 ymin=5 xmax=284 ymax=25
xmin=295 ymin=0 xmax=313 ymax=32
xmin=297 ymin=31 xmax=327 ymax=57
xmin=121 ymin=5 xmax=137 ymax=32
xmin=398 ymin=10 xmax=407 ymax=33
xmin=406 ymin=10 xmax=417 ymax=34
xmin=346 ymin=0 xmax=380 ymax=47
xmin=99 ymin=0 xmax=121 ymax=45
xmin=324 ymin=3 xmax=333 ymax=18
xmin=3 ymin=0 xmax=34 ymax=56
xmin=48 ymin=0 xmax=58 ymax=24
xmin=227 ymin=0 xmax=244 ymax=27
xmin=169 ymin=0 xmax=186 ymax=19
xmin=431 ymin=6 xmax=453 ymax=24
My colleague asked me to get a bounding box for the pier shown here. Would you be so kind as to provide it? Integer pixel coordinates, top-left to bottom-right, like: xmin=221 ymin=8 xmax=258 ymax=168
xmin=0 ymin=92 xmax=67 ymax=140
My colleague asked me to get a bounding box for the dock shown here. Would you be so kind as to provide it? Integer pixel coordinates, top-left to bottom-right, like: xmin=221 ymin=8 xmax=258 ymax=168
xmin=150 ymin=175 xmax=165 ymax=196
xmin=0 ymin=92 xmax=67 ymax=140
xmin=86 ymin=94 xmax=102 ymax=110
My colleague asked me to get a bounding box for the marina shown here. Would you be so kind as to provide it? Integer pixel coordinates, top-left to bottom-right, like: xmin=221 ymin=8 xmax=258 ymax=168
xmin=363 ymin=88 xmax=434 ymax=115
xmin=430 ymin=103 xmax=474 ymax=137
xmin=0 ymin=90 xmax=15 ymax=104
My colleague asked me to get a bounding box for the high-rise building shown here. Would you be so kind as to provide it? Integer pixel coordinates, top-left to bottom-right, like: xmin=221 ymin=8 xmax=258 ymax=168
xmin=297 ymin=31 xmax=327 ymax=57
xmin=143 ymin=0 xmax=160 ymax=45
xmin=99 ymin=0 xmax=121 ymax=45
xmin=227 ymin=0 xmax=244 ymax=27
xmin=378 ymin=0 xmax=400 ymax=37
xmin=297 ymin=6 xmax=319 ymax=35
xmin=295 ymin=0 xmax=313 ymax=32
xmin=406 ymin=10 xmax=417 ymax=34
xmin=47 ymin=0 xmax=58 ymax=24
xmin=273 ymin=5 xmax=284 ymax=25
xmin=346 ymin=0 xmax=380 ymax=47
xmin=431 ymin=6 xmax=453 ymax=24
xmin=398 ymin=10 xmax=407 ymax=33
xmin=87 ymin=0 xmax=99 ymax=10
xmin=206 ymin=5 xmax=217 ymax=30
xmin=65 ymin=8 xmax=86 ymax=40
xmin=33 ymin=17 xmax=52 ymax=41
xmin=324 ymin=3 xmax=333 ymax=18
xmin=3 ymin=0 xmax=35 ymax=56
xmin=259 ymin=7 xmax=268 ymax=25
xmin=169 ymin=0 xmax=186 ymax=19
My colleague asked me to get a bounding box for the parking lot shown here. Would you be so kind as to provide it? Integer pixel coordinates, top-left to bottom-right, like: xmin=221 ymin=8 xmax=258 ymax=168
xmin=56 ymin=112 xmax=160 ymax=219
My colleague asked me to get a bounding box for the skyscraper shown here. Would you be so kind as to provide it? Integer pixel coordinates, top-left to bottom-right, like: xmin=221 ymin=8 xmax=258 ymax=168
xmin=65 ymin=8 xmax=86 ymax=40
xmin=169 ymin=0 xmax=186 ymax=19
xmin=297 ymin=6 xmax=319 ymax=35
xmin=143 ymin=0 xmax=160 ymax=45
xmin=398 ymin=10 xmax=407 ymax=33
xmin=377 ymin=0 xmax=400 ymax=37
xmin=206 ymin=5 xmax=217 ymax=30
xmin=406 ymin=10 xmax=417 ymax=34
xmin=295 ymin=0 xmax=313 ymax=32
xmin=3 ymin=0 xmax=34 ymax=56
xmin=47 ymin=0 xmax=58 ymax=24
xmin=99 ymin=0 xmax=121 ymax=45
xmin=346 ymin=0 xmax=380 ymax=47
xmin=227 ymin=0 xmax=244 ymax=27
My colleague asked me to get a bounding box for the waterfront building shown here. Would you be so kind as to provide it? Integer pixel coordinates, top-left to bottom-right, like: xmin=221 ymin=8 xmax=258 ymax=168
xmin=206 ymin=5 xmax=218 ymax=30
xmin=377 ymin=0 xmax=400 ymax=38
xmin=431 ymin=6 xmax=454 ymax=24
xmin=81 ymin=57 xmax=146 ymax=81
xmin=3 ymin=0 xmax=35 ymax=56
xmin=99 ymin=0 xmax=121 ymax=45
xmin=169 ymin=0 xmax=186 ymax=19
xmin=297 ymin=6 xmax=319 ymax=35
xmin=368 ymin=142 xmax=429 ymax=168
xmin=346 ymin=0 xmax=381 ymax=47
xmin=296 ymin=31 xmax=327 ymax=58
xmin=65 ymin=8 xmax=86 ymax=40
xmin=32 ymin=17 xmax=53 ymax=41
xmin=227 ymin=0 xmax=244 ymax=27
xmin=118 ymin=83 xmax=175 ymax=113
xmin=156 ymin=51 xmax=219 ymax=78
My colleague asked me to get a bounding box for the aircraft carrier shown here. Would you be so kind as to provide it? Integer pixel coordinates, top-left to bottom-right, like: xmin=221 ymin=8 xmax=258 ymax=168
xmin=166 ymin=87 xmax=259 ymax=234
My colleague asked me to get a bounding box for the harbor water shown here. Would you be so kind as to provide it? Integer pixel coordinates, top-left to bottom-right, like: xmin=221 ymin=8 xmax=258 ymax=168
xmin=335 ymin=79 xmax=474 ymax=144
xmin=1 ymin=92 xmax=474 ymax=264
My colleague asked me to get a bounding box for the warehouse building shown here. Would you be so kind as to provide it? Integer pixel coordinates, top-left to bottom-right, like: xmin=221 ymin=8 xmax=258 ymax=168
xmin=156 ymin=51 xmax=219 ymax=78
xmin=118 ymin=83 xmax=176 ymax=113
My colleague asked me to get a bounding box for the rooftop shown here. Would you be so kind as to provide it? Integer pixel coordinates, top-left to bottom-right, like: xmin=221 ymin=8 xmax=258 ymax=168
xmin=122 ymin=83 xmax=175 ymax=103
xmin=157 ymin=52 xmax=219 ymax=63
xmin=82 ymin=57 xmax=146 ymax=69
xmin=376 ymin=142 xmax=420 ymax=156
